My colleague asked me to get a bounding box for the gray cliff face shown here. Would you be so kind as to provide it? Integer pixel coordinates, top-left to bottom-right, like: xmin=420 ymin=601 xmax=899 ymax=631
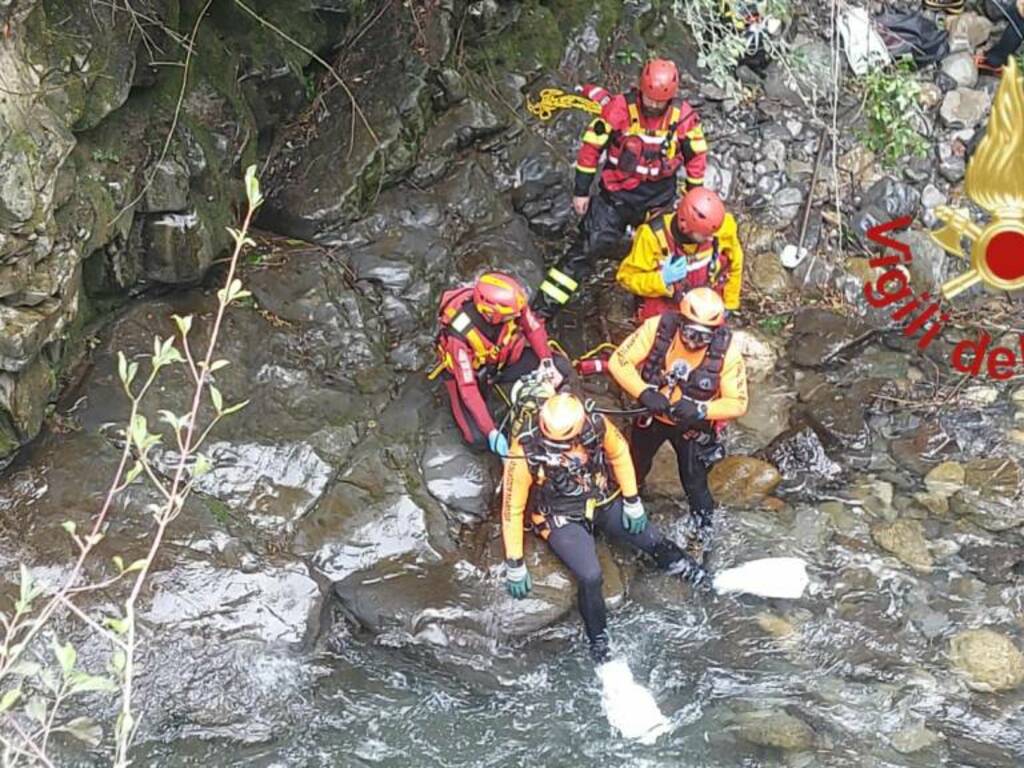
xmin=0 ymin=0 xmax=342 ymax=466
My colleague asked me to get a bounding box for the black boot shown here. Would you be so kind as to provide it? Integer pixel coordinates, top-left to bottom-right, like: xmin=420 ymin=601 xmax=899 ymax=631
xmin=686 ymin=507 xmax=715 ymax=561
xmin=653 ymin=539 xmax=710 ymax=587
xmin=666 ymin=554 xmax=710 ymax=587
xmin=589 ymin=632 xmax=611 ymax=665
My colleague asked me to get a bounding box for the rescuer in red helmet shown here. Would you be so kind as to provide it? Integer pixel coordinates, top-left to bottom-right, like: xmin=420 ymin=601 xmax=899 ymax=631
xmin=616 ymin=187 xmax=745 ymax=321
xmin=533 ymin=59 xmax=709 ymax=318
xmin=430 ymin=272 xmax=572 ymax=456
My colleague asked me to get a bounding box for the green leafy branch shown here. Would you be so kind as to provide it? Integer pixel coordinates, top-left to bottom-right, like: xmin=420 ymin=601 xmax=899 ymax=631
xmin=0 ymin=166 xmax=263 ymax=766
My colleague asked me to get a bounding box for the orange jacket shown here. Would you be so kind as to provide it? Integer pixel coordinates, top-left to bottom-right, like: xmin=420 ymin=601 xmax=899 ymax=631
xmin=608 ymin=316 xmax=748 ymax=426
xmin=500 ymin=417 xmax=637 ymax=561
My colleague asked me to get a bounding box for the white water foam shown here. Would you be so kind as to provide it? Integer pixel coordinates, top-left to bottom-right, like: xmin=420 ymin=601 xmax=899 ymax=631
xmin=712 ymin=557 xmax=810 ymax=599
xmin=596 ymin=657 xmax=672 ymax=744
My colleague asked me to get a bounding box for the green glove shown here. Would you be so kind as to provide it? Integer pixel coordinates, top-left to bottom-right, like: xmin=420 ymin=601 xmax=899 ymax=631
xmin=505 ymin=559 xmax=532 ymax=599
xmin=622 ymin=495 xmax=648 ymax=535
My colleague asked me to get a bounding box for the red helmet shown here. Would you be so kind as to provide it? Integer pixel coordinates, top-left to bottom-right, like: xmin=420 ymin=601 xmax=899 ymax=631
xmin=639 ymin=59 xmax=679 ymax=102
xmin=473 ymin=272 xmax=527 ymax=323
xmin=676 ymin=188 xmax=725 ymax=240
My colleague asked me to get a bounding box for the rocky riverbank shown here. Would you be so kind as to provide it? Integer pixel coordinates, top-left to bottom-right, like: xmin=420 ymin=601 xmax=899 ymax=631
xmin=1 ymin=0 xmax=1024 ymax=764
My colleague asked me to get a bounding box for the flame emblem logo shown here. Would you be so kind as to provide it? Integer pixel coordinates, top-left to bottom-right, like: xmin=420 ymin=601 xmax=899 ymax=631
xmin=931 ymin=58 xmax=1024 ymax=300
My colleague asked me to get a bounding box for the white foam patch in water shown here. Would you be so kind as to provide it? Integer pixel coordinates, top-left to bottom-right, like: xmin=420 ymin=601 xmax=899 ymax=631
xmin=713 ymin=557 xmax=810 ymax=599
xmin=596 ymin=657 xmax=672 ymax=744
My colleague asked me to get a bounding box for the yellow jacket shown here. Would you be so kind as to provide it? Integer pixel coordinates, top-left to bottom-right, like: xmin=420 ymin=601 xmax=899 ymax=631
xmin=616 ymin=212 xmax=744 ymax=310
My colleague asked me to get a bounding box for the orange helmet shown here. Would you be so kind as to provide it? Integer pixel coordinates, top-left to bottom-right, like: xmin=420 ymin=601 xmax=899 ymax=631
xmin=639 ymin=59 xmax=679 ymax=102
xmin=473 ymin=272 xmax=527 ymax=323
xmin=538 ymin=393 xmax=586 ymax=442
xmin=676 ymin=188 xmax=725 ymax=240
xmin=679 ymin=287 xmax=725 ymax=328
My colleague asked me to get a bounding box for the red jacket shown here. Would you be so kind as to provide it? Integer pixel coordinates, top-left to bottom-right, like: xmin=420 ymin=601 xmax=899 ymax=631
xmin=437 ymin=288 xmax=551 ymax=435
xmin=574 ymin=86 xmax=708 ymax=197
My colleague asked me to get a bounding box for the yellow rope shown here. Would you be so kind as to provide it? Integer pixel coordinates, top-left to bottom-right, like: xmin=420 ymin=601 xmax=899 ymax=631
xmin=576 ymin=342 xmax=617 ymax=361
xmin=525 ymin=88 xmax=602 ymax=122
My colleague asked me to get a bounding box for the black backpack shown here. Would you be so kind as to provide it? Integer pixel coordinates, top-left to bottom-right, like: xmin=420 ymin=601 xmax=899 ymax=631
xmin=875 ymin=10 xmax=950 ymax=66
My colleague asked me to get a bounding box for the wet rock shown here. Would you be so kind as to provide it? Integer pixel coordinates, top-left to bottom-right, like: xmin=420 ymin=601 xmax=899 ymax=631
xmin=925 ymin=461 xmax=966 ymax=497
xmin=964 ymin=456 xmax=1020 ymax=496
xmin=140 ymin=160 xmax=190 ymax=213
xmin=708 ymin=456 xmax=782 ymax=506
xmin=0 ymin=355 xmax=55 ymax=442
xmin=839 ymin=146 xmax=884 ymax=190
xmin=947 ymin=12 xmax=994 ymax=51
xmin=949 ymin=629 xmax=1024 ymax=692
xmin=292 ymin=478 xmax=451 ymax=583
xmin=767 ymin=187 xmax=804 ymax=230
xmin=263 ymin=10 xmax=431 ymax=232
xmin=938 ymin=139 xmax=967 ymax=183
xmin=138 ymin=210 xmax=220 ymax=284
xmin=941 ymin=53 xmax=979 ymax=88
xmin=871 ymin=519 xmax=933 ymax=572
xmin=851 ymin=177 xmax=921 ymax=246
xmin=796 ymin=377 xmax=884 ymax=448
xmin=893 ymin=229 xmax=948 ymax=291
xmin=332 ymin=519 xmax=627 ymax=654
xmin=755 ymin=612 xmax=796 ymax=638
xmin=730 ymin=329 xmax=777 ymax=382
xmin=704 ymin=162 xmax=735 ymax=201
xmin=786 ymin=309 xmax=871 ymax=368
xmin=922 ymin=182 xmax=947 ymax=212
xmin=963 ymin=384 xmax=1000 ymax=406
xmin=950 ymin=489 xmax=1024 ymax=531
xmin=890 ymin=421 xmax=956 ymax=475
xmin=763 ymin=37 xmax=833 ymax=105
xmin=758 ymin=417 xmax=842 ymax=493
xmin=890 ymin=722 xmax=945 ymax=754
xmin=734 ymin=710 xmax=816 ymax=751
xmin=959 ymin=541 xmax=1024 ymax=584
xmin=850 ymin=477 xmax=895 ymax=519
xmin=437 ymin=68 xmax=468 ymax=106
xmin=940 ymin=88 xmax=991 ymax=129
xmin=145 ymin=561 xmax=321 ymax=644
xmin=155 ymin=440 xmax=334 ymax=532
xmin=421 ymin=409 xmax=495 ymax=523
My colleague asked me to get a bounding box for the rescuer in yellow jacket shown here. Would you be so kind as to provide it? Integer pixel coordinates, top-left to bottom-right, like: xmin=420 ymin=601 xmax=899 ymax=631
xmin=616 ymin=187 xmax=744 ymax=321
xmin=500 ymin=393 xmax=706 ymax=664
xmin=608 ymin=287 xmax=748 ymax=556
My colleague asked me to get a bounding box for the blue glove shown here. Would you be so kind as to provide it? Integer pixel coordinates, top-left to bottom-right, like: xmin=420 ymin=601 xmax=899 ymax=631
xmin=622 ymin=495 xmax=648 ymax=535
xmin=660 ymin=257 xmax=690 ymax=286
xmin=488 ymin=429 xmax=509 ymax=457
xmin=505 ymin=559 xmax=532 ymax=598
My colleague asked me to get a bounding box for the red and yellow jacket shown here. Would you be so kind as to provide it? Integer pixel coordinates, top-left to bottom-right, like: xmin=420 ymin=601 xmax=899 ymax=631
xmin=616 ymin=212 xmax=744 ymax=310
xmin=436 ymin=287 xmax=552 ymax=436
xmin=574 ymin=86 xmax=707 ymax=197
xmin=500 ymin=416 xmax=637 ymax=561
xmin=608 ymin=316 xmax=748 ymax=427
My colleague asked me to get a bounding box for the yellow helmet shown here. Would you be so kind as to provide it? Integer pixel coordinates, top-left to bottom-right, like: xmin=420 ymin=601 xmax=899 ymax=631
xmin=679 ymin=287 xmax=725 ymax=327
xmin=538 ymin=393 xmax=586 ymax=442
